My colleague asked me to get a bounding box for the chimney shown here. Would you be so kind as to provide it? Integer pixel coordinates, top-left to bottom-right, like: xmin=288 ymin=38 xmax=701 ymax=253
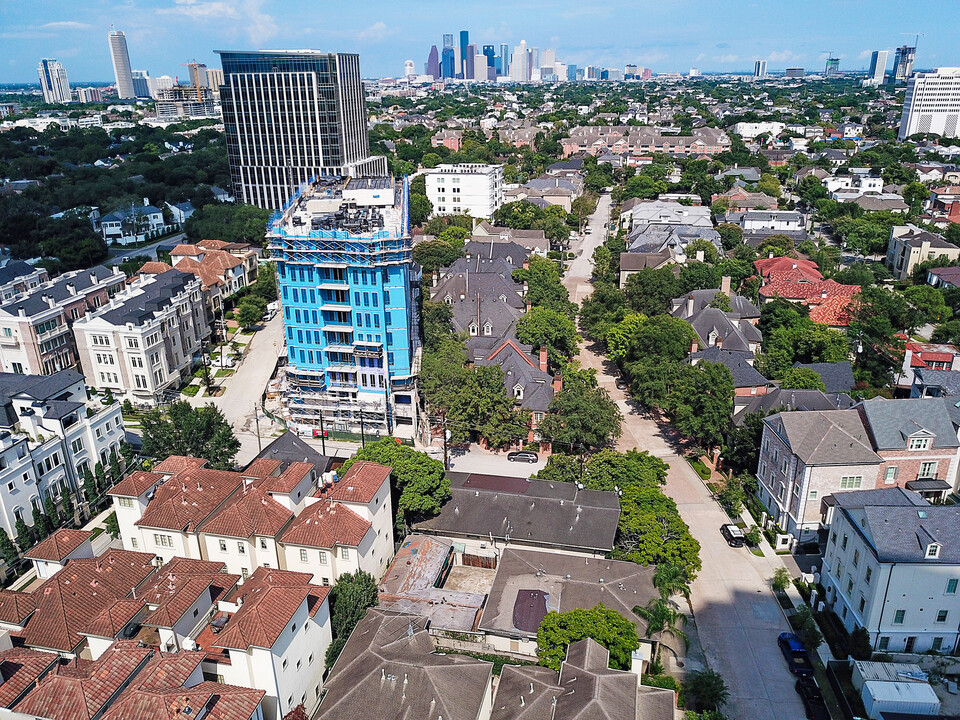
xmin=90 ymin=272 xmax=98 ymax=285
xmin=791 ymin=262 xmax=797 ymax=269
xmin=66 ymin=283 xmax=76 ymax=296
xmin=16 ymin=306 xmax=25 ymax=318
xmin=42 ymin=295 xmax=55 ymax=309
xmin=539 ymin=346 xmax=548 ymax=372
xmin=686 ymin=294 xmax=694 ymax=317
xmin=143 ymin=197 xmax=149 ymax=206
xmin=768 ymin=250 xmax=774 ymax=259
xmin=526 ymin=299 xmax=532 ymax=312
xmin=690 ymin=339 xmax=698 ymax=354
xmin=720 ymin=275 xmax=731 ymax=298
xmin=716 ymin=336 xmax=723 ymax=349
xmin=553 ymin=374 xmax=562 ymax=392
xmin=523 ymin=259 xmax=529 ymax=270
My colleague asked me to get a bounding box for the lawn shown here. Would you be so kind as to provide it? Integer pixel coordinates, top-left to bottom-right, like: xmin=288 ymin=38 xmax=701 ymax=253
xmin=181 ymin=385 xmax=200 ymax=397
xmin=688 ymin=457 xmax=711 ymax=482
xmin=215 ymin=369 xmax=235 ymax=377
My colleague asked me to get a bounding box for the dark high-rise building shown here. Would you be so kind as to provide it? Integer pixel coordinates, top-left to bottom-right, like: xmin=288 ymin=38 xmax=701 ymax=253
xmin=499 ymin=44 xmax=509 ymax=75
xmin=459 ymin=30 xmax=469 ymax=77
xmin=441 ymin=47 xmax=455 ymax=79
xmin=890 ymin=45 xmax=916 ymax=85
xmin=465 ymin=43 xmax=477 ymax=80
xmin=482 ymin=45 xmax=496 ymax=69
xmin=426 ymin=45 xmax=440 ymax=79
xmin=216 ymin=49 xmax=386 ymax=210
xmin=784 ymin=67 xmax=805 ymax=78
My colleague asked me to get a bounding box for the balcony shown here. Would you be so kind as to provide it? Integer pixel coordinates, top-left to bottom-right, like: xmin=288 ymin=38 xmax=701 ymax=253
xmin=322 ymin=323 xmax=354 ymax=333
xmin=319 ymin=303 xmax=352 ymax=313
xmin=37 ymin=325 xmax=69 ymax=342
xmin=324 ymin=344 xmax=354 ymax=354
xmin=0 ymin=334 xmax=19 ymax=347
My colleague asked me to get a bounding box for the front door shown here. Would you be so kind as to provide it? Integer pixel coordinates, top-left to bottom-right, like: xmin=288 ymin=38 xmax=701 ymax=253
xmin=905 ymin=636 xmax=917 ymax=653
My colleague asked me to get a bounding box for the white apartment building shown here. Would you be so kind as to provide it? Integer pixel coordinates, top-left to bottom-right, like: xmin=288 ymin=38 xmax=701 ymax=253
xmin=108 ymin=440 xmax=394 ymax=586
xmin=886 ymin=224 xmax=960 ymax=281
xmin=899 ymin=68 xmax=960 ymax=140
xmin=823 ymin=488 xmax=960 ymax=655
xmin=425 ymin=163 xmax=505 ymax=219
xmin=0 ymin=369 xmax=124 ymax=537
xmin=0 ymin=265 xmax=126 ymax=376
xmin=73 ymin=269 xmax=210 ymax=406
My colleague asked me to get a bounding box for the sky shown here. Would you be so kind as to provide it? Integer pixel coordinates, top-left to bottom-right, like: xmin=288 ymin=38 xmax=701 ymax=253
xmin=1 ymin=0 xmax=957 ymax=84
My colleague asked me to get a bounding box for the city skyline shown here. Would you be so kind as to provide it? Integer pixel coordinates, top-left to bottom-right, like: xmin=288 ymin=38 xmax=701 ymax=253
xmin=0 ymin=0 xmax=956 ymax=84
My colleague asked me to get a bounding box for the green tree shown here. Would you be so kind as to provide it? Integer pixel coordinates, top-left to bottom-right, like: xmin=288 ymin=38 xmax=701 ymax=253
xmin=324 ymin=571 xmax=379 ymax=668
xmin=140 ymin=401 xmax=240 ymax=470
xmin=515 ymin=256 xmax=576 ymax=317
xmin=82 ymin=464 xmax=97 ymax=504
xmin=903 ymin=285 xmax=952 ymax=325
xmin=626 ymin=315 xmax=699 ymax=365
xmin=339 ymin=439 xmax=450 ymax=526
xmin=249 ymin=261 xmax=278 ymax=303
xmin=605 ymin=313 xmax=647 ymax=363
xmin=14 ymin=516 xmax=32 ymax=551
xmin=756 ymin=173 xmax=782 ymax=198
xmin=538 ymin=366 xmax=621 ymax=451
xmin=716 ymin=222 xmax=744 ymax=250
xmin=756 ymin=233 xmax=795 ymax=257
xmin=579 ymin=282 xmax=629 ymax=340
xmin=794 ymin=604 xmax=824 ymax=653
xmin=104 ymin=512 xmax=120 ymax=539
xmin=409 ymin=194 xmax=433 ymax=227
xmin=413 ymin=239 xmax=462 ymax=277
xmin=32 ymin=506 xmax=49 ymax=540
xmin=236 ymin=298 xmax=263 ymax=328
xmin=536 ymin=605 xmax=640 ymax=671
xmin=0 ymin=528 xmax=18 ymax=566
xmin=664 ymin=362 xmax=734 ymax=449
xmin=624 ymin=267 xmax=680 ymax=316
xmin=772 ymin=567 xmax=792 ymax=593
xmin=779 ymin=367 xmax=827 ymax=390
xmin=724 ymin=413 xmax=766 ymax=475
xmin=849 ymin=626 xmax=873 ymax=660
xmin=687 ymin=239 xmax=720 ymax=265
xmin=515 ymin=306 xmax=581 ymax=369
xmin=420 ymin=152 xmax=443 ymax=168
xmin=633 ymin=597 xmax=688 ymax=650
xmin=653 ymin=564 xmax=692 ymax=601
xmin=61 ymin=487 xmax=76 ymax=526
xmin=43 ymin=495 xmax=60 ymax=528
xmin=684 ymin=669 xmax=730 ymax=712
xmin=584 ymin=449 xmax=668 ymax=491
xmin=533 ymin=454 xmax=582 ymax=484
xmin=184 ymin=203 xmax=272 ymax=246
xmin=615 ymin=485 xmax=702 ymax=579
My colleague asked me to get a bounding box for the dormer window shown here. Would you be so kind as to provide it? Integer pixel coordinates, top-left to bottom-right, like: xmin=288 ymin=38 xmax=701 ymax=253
xmin=444 ymin=295 xmax=453 ymax=306
xmin=513 ymin=384 xmax=524 ymax=400
xmin=483 ymin=322 xmax=493 ymax=336
xmin=468 ymin=323 xmax=478 ymax=337
xmin=927 ymin=543 xmax=941 ymax=559
xmin=499 ymin=294 xmax=507 ymax=303
xmin=909 ymin=437 xmax=931 ymax=451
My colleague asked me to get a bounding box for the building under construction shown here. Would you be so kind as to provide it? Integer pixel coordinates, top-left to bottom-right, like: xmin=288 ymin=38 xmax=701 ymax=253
xmin=268 ymin=175 xmax=422 ymax=439
xmin=155 ymin=84 xmax=217 ymax=121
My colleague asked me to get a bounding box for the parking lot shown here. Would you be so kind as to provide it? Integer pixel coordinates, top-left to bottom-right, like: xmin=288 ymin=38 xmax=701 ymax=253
xmin=446 ymin=446 xmax=547 ymax=477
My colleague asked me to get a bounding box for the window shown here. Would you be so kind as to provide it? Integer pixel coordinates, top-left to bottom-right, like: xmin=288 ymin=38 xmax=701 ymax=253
xmin=908 ymin=437 xmax=931 ymax=451
xmin=319 ymin=551 xmax=327 ymax=564
xmin=853 ymin=550 xmax=860 ymax=567
xmin=933 ymin=637 xmax=944 ymax=652
xmin=322 ymin=577 xmax=329 ymax=585
xmin=859 ymin=597 xmax=865 ymax=612
xmin=919 ymin=461 xmax=938 ymax=478
xmin=340 ymin=547 xmax=350 ymax=560
xmin=830 ymin=531 xmax=836 ymax=544
xmin=936 ymin=610 xmax=948 ymax=623
xmin=237 ymin=542 xmax=246 ymax=555
xmin=884 ymin=466 xmax=898 ymax=484
xmin=308 ymin=653 xmax=314 ymax=665
xmin=300 ymin=549 xmax=308 ymax=562
xmin=241 ymin=567 xmax=248 ymax=579
xmin=865 ymin=567 xmax=872 ymax=584
xmin=927 ymin=543 xmax=941 ymax=559
xmin=154 ymin=534 xmax=173 ymax=548
xmin=260 ymin=538 xmax=267 ymax=550
xmin=5 ymin=481 xmax=13 ymax=492
xmin=70 ymin=438 xmax=83 ymax=454
xmin=947 ymin=579 xmax=958 ymax=594
xmin=291 ymin=623 xmax=297 ymax=633
xmin=842 ymin=534 xmax=848 ymax=550
xmin=218 ymin=539 xmax=227 ymax=552
xmin=119 ymin=497 xmax=133 ymax=508
xmin=878 ymin=637 xmax=890 ymax=651
xmin=809 ymin=490 xmax=818 ymax=499
xmin=282 ymin=659 xmax=288 ymax=670
xmin=894 ymin=609 xmax=906 ymax=624
xmin=846 ymin=578 xmax=853 ymax=594
xmin=131 ymin=537 xmax=138 ymax=548
xmin=840 ymin=476 xmax=862 ymax=490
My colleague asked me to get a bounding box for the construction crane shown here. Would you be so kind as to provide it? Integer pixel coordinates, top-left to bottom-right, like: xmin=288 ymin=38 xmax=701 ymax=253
xmin=821 ymin=51 xmax=839 ymax=76
xmin=180 ymin=60 xmax=205 ymax=102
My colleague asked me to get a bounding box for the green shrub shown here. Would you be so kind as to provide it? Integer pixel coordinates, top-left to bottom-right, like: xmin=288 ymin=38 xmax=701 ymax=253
xmin=643 ymin=674 xmax=685 ymax=708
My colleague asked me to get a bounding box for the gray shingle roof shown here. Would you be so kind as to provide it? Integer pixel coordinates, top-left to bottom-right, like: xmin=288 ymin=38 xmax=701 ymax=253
xmin=912 ymin=368 xmax=960 ymax=397
xmin=96 ymin=270 xmax=194 ymax=326
xmin=857 ymin=397 xmax=960 ymax=451
xmin=686 ymin=308 xmax=761 ymax=354
xmin=415 ymin=473 xmax=621 ymax=553
xmin=476 ymin=341 xmax=554 ymax=413
xmin=860 ymin=503 xmax=960 ymax=563
xmin=0 ymin=266 xmax=121 ymax=318
xmin=735 ymin=388 xmax=853 ymax=425
xmin=690 ymin=348 xmax=768 ymax=388
xmin=252 ymin=431 xmax=332 ymax=475
xmin=0 ymin=261 xmax=38 ymax=285
xmin=792 ymin=362 xmax=856 ymax=394
xmin=671 ymin=289 xmax=761 ymax=321
xmin=766 ymin=410 xmax=882 ymax=465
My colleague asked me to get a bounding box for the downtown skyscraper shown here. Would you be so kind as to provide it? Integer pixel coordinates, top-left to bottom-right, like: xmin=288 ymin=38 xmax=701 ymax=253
xmin=108 ymin=29 xmax=135 ymax=99
xmin=216 ymin=49 xmax=387 ymax=210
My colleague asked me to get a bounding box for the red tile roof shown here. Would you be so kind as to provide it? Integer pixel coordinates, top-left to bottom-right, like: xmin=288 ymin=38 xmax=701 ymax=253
xmin=83 ymin=599 xmax=146 ymax=639
xmin=133 ymin=651 xmax=206 ymax=692
xmin=760 ymin=275 xmax=859 ymax=301
xmin=24 ymin=529 xmax=92 ymax=562
xmin=197 ymin=239 xmax=231 ymax=250
xmin=0 ymin=590 xmax=37 ymax=626
xmin=101 ymin=681 xmax=264 ymax=720
xmin=170 ymin=244 xmax=201 ymax=257
xmin=14 ymin=642 xmax=152 ymax=720
xmin=241 ymin=458 xmax=283 ymax=479
xmin=108 ymin=471 xmax=163 ymax=498
xmin=140 ymin=558 xmax=238 ymax=630
xmin=754 ymin=256 xmax=822 ymax=281
xmin=807 ymin=296 xmax=856 ymax=327
xmin=318 ymin=461 xmax=390 ymax=505
xmin=210 ymin=568 xmax=329 ymax=651
xmin=279 ymin=500 xmax=370 ymax=550
xmin=136 ymin=468 xmax=244 ymax=533
xmin=257 ymin=461 xmax=313 ymax=495
xmin=21 ymin=550 xmax=157 ymax=652
xmin=196 ymin=485 xmax=293 ymax=539
xmin=138 ymin=261 xmax=174 ymax=276
xmin=152 ymin=457 xmax=208 ymax=475
xmin=0 ymin=648 xmax=59 ymax=709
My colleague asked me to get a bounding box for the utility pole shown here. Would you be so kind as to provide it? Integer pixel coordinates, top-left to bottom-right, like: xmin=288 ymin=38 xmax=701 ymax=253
xmin=442 ymin=415 xmax=449 ymax=471
xmin=359 ymin=410 xmax=366 ymax=448
xmin=578 ymin=442 xmax=584 ymax=479
xmin=253 ymin=403 xmax=262 ymax=452
xmin=319 ymin=408 xmax=326 ymax=456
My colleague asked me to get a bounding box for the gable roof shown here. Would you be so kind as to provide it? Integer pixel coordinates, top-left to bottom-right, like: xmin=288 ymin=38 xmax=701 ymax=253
xmin=108 ymin=470 xmax=164 ymax=499
xmin=318 ymin=609 xmax=492 ymax=720
xmin=792 ymin=362 xmax=856 ymax=393
xmin=100 ymin=680 xmax=265 ymax=720
xmin=0 ymin=648 xmax=59 ymax=709
xmin=136 ymin=468 xmax=244 ymax=533
xmin=279 ymin=499 xmax=371 ymax=550
xmin=0 ymin=590 xmax=37 ymax=627
xmin=476 ymin=340 xmax=555 ymax=412
xmin=735 ymin=388 xmax=853 ymax=425
xmin=24 ymin=528 xmax=92 ymax=563
xmin=856 ymin=397 xmax=960 ymax=451
xmin=140 ymin=558 xmax=239 ymax=630
xmin=318 ymin=461 xmax=391 ymax=505
xmin=196 ymin=484 xmax=294 ymax=539
xmin=253 ymin=432 xmax=332 ymax=475
xmin=691 ymin=348 xmax=769 ymax=388
xmin=83 ymin=599 xmax=146 ymax=640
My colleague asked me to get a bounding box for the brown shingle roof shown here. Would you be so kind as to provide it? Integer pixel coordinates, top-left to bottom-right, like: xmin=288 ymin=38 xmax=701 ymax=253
xmin=0 ymin=648 xmax=59 ymax=709
xmin=319 ymin=461 xmax=390 ymax=505
xmin=280 ymin=500 xmax=370 ymax=550
xmin=24 ymin=529 xmax=92 ymax=562
xmin=196 ymin=485 xmax=293 ymax=539
xmin=210 ymin=568 xmax=329 ymax=651
xmin=152 ymin=456 xmax=208 ymax=475
xmin=21 ymin=550 xmax=157 ymax=652
xmin=0 ymin=589 xmax=37 ymax=626
xmin=108 ymin=471 xmax=163 ymax=498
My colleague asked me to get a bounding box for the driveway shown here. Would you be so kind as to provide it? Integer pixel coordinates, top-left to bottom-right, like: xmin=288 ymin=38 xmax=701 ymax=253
xmin=560 ymin=197 xmax=807 ymax=720
xmin=447 ymin=446 xmax=546 ymax=477
xmin=107 ymin=232 xmax=186 ymax=261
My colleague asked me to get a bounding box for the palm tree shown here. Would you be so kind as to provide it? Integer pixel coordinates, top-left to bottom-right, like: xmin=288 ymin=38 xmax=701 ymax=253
xmin=633 ymin=597 xmax=689 ymax=652
xmin=653 ymin=563 xmax=691 ymax=601
xmin=684 ymin=669 xmax=730 ymax=712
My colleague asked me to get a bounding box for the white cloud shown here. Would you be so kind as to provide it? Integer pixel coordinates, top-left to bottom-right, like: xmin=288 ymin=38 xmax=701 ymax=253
xmin=712 ymin=54 xmax=739 ymax=64
xmin=695 ymin=53 xmax=706 ymax=62
xmin=768 ymin=50 xmax=801 ymax=62
xmin=158 ymin=1 xmax=240 ymax=20
xmin=157 ymin=0 xmax=277 ymax=44
xmin=41 ymin=21 xmax=93 ymax=31
xmin=857 ymin=49 xmax=872 ymax=60
xmin=355 ymin=22 xmax=393 ymax=42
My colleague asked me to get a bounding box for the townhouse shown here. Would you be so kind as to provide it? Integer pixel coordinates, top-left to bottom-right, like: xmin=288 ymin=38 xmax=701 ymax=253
xmin=822 ymin=488 xmax=960 ymax=655
xmin=108 ymin=434 xmax=394 ymax=586
xmin=560 ymin=125 xmax=730 ymax=157
xmin=99 ymin=201 xmax=166 ymax=245
xmin=73 ymin=269 xmax=210 ymax=406
xmin=756 ymin=397 xmax=960 ymax=538
xmin=886 ymin=224 xmax=960 ymax=281
xmin=899 ymin=341 xmax=960 ymax=390
xmin=0 ymin=369 xmax=124 ymax=536
xmin=0 ymin=265 xmax=126 ymax=376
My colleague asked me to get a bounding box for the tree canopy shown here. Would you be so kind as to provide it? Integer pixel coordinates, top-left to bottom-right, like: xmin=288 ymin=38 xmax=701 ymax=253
xmin=140 ymin=401 xmax=240 ymax=470
xmin=538 ymin=365 xmax=621 ymax=450
xmin=536 ymin=605 xmax=640 ymax=671
xmin=324 ymin=571 xmax=379 ymax=668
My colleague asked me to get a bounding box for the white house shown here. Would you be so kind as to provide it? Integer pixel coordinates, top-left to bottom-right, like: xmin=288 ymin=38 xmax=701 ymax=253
xmin=823 ymin=488 xmax=960 ymax=655
xmin=99 ymin=200 xmax=167 ymax=245
xmin=741 ymin=210 xmax=804 ymax=233
xmin=425 ymin=163 xmax=505 ymax=219
xmin=22 ymin=528 xmax=93 ymax=579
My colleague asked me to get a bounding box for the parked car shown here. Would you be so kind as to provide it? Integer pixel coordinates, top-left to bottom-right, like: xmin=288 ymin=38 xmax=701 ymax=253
xmin=778 ymin=633 xmax=815 ymax=677
xmin=795 ymin=677 xmax=830 ymax=720
xmin=507 ymin=451 xmax=539 ymax=464
xmin=720 ymin=524 xmax=745 ymax=548
xmin=615 ymin=377 xmax=629 ymax=390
